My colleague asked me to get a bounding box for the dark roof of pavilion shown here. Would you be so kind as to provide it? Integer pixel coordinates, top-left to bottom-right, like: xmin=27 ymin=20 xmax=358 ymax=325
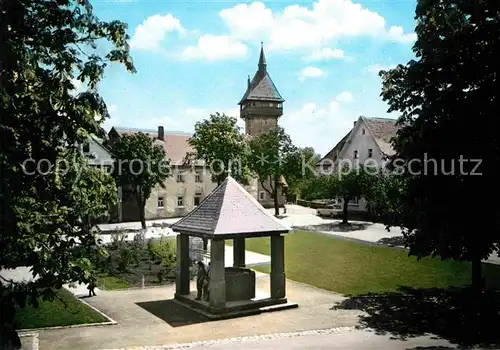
xmin=171 ymin=176 xmax=290 ymax=239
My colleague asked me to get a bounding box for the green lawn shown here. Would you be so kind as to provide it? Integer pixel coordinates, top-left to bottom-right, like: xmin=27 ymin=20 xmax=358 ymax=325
xmin=233 ymin=230 xmax=500 ymax=296
xmin=16 ymin=288 xmax=108 ymax=329
xmin=97 ymin=273 xmax=129 ymax=290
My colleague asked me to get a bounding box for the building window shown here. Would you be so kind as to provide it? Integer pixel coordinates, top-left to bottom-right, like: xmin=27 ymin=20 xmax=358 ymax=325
xmin=353 ymin=150 xmax=358 ymax=159
xmin=177 ymin=196 xmax=184 ymax=207
xmin=82 ymin=141 xmax=90 ymax=153
xmin=157 ymin=197 xmax=164 ymax=209
xmin=194 ymin=196 xmax=201 ymax=207
xmin=176 ymin=172 xmax=184 ymax=182
xmin=259 ymin=191 xmax=265 ymax=200
xmin=362 ymin=128 xmax=365 ymax=135
xmin=195 ymin=172 xmax=202 ymax=182
xmin=368 ymin=149 xmax=373 ymax=158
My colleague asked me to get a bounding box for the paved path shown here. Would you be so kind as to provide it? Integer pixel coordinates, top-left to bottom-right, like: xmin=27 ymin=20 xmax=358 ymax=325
xmin=37 ymin=273 xmax=363 ymax=350
xmin=138 ymin=328 xmax=457 ymax=350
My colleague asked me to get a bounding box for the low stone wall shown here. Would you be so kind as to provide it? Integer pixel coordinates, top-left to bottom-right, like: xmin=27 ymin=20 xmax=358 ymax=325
xmin=296 ymin=200 xmax=332 ymax=209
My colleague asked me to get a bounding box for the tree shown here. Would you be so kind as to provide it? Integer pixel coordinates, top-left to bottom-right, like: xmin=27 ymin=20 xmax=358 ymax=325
xmin=0 ymin=0 xmax=135 ymax=345
xmin=316 ymin=165 xmax=374 ymax=224
xmin=380 ymin=0 xmax=500 ymax=290
xmin=363 ymin=169 xmax=407 ymax=226
xmin=248 ymin=126 xmax=300 ymax=216
xmin=107 ymin=133 xmax=170 ymax=229
xmin=189 ymin=112 xmax=250 ymax=185
xmin=285 ymin=147 xmax=321 ymax=199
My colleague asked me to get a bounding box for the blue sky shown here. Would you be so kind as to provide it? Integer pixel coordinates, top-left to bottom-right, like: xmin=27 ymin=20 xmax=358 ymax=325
xmin=92 ymin=0 xmax=417 ymax=156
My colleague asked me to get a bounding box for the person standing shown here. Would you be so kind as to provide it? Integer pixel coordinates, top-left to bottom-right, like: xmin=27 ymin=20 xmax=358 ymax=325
xmin=195 ymin=261 xmax=206 ymax=300
xmin=87 ymin=275 xmax=97 ymax=297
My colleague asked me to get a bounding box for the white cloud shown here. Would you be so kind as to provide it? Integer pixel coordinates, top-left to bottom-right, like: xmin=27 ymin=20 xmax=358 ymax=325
xmin=151 ymin=106 xmax=243 ymax=134
xmin=181 ymin=35 xmax=248 ymax=61
xmin=298 ymin=66 xmax=325 ymax=81
xmin=219 ymin=0 xmax=416 ymax=52
xmin=365 ymin=63 xmax=397 ymax=74
xmin=281 ymin=99 xmax=354 ymax=154
xmin=303 ymin=47 xmax=345 ymax=61
xmin=130 ymin=14 xmax=185 ymax=51
xmin=335 ymin=91 xmax=354 ymax=103
xmin=387 ymin=25 xmax=417 ymax=44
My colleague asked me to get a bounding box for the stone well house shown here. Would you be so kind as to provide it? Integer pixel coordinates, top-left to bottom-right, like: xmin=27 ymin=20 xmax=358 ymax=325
xmin=316 ymin=116 xmax=399 ymax=212
xmin=108 ymin=126 xmax=218 ymax=221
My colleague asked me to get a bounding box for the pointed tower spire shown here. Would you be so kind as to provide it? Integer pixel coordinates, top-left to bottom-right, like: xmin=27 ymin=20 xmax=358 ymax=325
xmin=258 ymin=42 xmax=267 ymax=74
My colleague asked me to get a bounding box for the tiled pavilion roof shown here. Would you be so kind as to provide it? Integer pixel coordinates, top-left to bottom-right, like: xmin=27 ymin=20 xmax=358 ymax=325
xmin=171 ymin=176 xmax=290 ymax=239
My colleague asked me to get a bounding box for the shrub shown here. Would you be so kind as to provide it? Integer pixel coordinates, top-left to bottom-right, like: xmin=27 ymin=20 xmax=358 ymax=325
xmin=150 ymin=238 xmax=176 ymax=272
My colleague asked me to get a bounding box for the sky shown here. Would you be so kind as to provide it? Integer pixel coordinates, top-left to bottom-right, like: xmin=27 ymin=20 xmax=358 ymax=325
xmin=92 ymin=0 xmax=417 ymax=156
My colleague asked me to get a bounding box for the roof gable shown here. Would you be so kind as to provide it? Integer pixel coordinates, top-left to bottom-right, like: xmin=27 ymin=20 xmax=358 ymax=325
xmin=171 ymin=176 xmax=290 ymax=238
xmin=317 ymin=130 xmax=351 ymax=165
xmin=361 ymin=117 xmax=398 ymax=156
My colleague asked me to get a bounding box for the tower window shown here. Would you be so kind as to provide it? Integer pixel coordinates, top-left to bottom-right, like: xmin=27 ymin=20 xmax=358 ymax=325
xmin=354 ymin=150 xmax=358 ymax=159
xmin=368 ymin=149 xmax=373 ymax=158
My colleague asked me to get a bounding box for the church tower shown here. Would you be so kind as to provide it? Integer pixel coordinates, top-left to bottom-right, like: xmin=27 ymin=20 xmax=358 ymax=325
xmin=239 ymin=43 xmax=286 ymax=208
xmin=239 ymin=43 xmax=285 ymax=136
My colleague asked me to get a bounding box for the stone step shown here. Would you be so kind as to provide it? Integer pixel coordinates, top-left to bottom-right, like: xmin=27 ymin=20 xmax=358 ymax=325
xmin=259 ymin=302 xmax=298 ymax=313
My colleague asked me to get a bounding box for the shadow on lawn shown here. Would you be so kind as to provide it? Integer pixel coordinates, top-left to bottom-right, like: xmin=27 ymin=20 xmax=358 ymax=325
xmin=297 ymin=222 xmax=371 ymax=232
xmin=332 ymin=286 xmax=500 ymax=348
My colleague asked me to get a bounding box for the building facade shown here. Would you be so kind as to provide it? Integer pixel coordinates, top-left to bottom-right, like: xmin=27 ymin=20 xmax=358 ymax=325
xmin=317 ymin=116 xmax=399 ymax=211
xmin=238 ymin=43 xmax=286 ymax=208
xmin=108 ymin=126 xmax=218 ymax=221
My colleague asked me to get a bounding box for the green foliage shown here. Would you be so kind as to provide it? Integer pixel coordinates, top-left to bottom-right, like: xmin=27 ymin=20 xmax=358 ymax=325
xmin=286 ymin=147 xmax=321 ymax=198
xmin=313 ymin=165 xmax=376 ymax=223
xmin=248 ymin=126 xmax=300 ymax=215
xmin=380 ymin=0 xmax=500 ymax=288
xmin=0 ymin=0 xmax=135 ymax=342
xmin=364 ymin=170 xmax=407 ymax=226
xmin=149 ymin=238 xmax=176 ymax=270
xmin=301 ymin=177 xmax=329 ymax=201
xmin=189 ymin=112 xmax=250 ymax=185
xmin=107 ymin=133 xmax=170 ymax=229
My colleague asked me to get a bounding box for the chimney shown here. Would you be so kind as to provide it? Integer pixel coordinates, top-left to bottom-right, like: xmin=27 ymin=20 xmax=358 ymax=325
xmin=158 ymin=126 xmax=164 ymax=141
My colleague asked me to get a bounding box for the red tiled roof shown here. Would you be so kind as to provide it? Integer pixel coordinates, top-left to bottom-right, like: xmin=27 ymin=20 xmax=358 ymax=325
xmin=109 ymin=127 xmax=193 ymax=165
xmin=171 ymin=176 xmax=290 ymax=238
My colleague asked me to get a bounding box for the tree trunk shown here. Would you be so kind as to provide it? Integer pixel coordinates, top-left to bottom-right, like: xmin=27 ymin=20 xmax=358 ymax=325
xmin=471 ymin=256 xmax=484 ymax=292
xmin=342 ymin=196 xmax=349 ymax=224
xmin=273 ymin=179 xmax=280 ymax=216
xmin=139 ymin=203 xmax=146 ymax=230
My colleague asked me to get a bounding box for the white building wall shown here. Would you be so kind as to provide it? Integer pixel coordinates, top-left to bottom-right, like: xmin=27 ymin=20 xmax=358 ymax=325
xmin=335 ymin=120 xmax=385 ymax=212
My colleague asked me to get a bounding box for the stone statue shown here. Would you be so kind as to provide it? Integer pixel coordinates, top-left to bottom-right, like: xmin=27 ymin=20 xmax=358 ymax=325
xmin=203 ymin=262 xmax=211 ymax=301
xmin=195 ymin=261 xmax=206 ymax=300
